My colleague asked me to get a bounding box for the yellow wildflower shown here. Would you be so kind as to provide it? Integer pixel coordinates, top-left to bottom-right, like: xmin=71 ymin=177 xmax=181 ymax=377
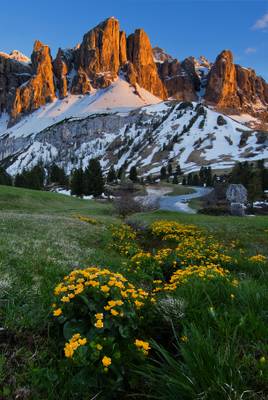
xmin=95 ymin=319 xmax=104 ymax=329
xmin=53 ymin=308 xmax=62 ymax=317
xmin=102 ymin=356 xmax=112 ymax=367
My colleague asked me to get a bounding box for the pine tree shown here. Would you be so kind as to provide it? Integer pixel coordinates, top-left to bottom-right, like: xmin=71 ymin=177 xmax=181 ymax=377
xmin=172 ymin=174 xmax=178 ymax=184
xmin=206 ymin=166 xmax=212 ymax=186
xmin=0 ymin=167 xmax=12 ymax=186
xmin=14 ymin=165 xmax=45 ymax=190
xmin=193 ymin=174 xmax=200 ymax=186
xmin=168 ymin=162 xmax=173 ymax=176
xmin=49 ymin=164 xmax=68 ymax=186
xmin=84 ymin=159 xmax=104 ymax=196
xmin=107 ymin=166 xmax=117 ymax=183
xmin=176 ymin=164 xmax=182 ymax=176
xmin=70 ymin=168 xmax=84 ymax=196
xmin=129 ymin=166 xmax=138 ymax=183
xmin=248 ymin=171 xmax=263 ymax=202
xmin=117 ymin=166 xmax=124 ymax=180
xmin=160 ymin=166 xmax=167 ymax=180
xmin=187 ymin=173 xmax=193 ymax=185
xmin=15 ymin=170 xmax=27 ymax=188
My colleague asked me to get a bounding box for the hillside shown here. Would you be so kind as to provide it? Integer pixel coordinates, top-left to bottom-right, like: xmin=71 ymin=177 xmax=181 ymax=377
xmin=0 ymin=186 xmax=268 ymax=399
xmin=1 ymin=100 xmax=267 ymax=176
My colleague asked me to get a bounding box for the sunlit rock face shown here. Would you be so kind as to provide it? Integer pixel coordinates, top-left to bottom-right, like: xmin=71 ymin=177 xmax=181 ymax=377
xmin=10 ymin=40 xmax=55 ymax=124
xmin=73 ymin=17 xmax=120 ymax=89
xmin=204 ymin=50 xmax=240 ymax=110
xmin=53 ymin=49 xmax=69 ymax=99
xmin=0 ymin=52 xmax=32 ymax=113
xmin=126 ymin=29 xmax=167 ymax=99
xmin=0 ymin=17 xmax=267 ymax=125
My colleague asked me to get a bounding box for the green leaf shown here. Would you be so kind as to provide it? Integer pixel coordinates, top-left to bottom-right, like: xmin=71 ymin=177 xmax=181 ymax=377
xmin=63 ymin=319 xmax=88 ymax=340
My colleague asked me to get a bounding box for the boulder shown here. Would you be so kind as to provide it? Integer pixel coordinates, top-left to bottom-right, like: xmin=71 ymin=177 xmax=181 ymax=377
xmin=226 ymin=183 xmax=248 ymax=203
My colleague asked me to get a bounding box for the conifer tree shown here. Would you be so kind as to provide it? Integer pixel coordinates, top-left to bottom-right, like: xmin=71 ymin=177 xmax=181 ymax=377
xmin=70 ymin=168 xmax=84 ymax=196
xmin=193 ymin=174 xmax=200 ymax=186
xmin=84 ymin=159 xmax=104 ymax=196
xmin=168 ymin=162 xmax=173 ymax=176
xmin=129 ymin=166 xmax=138 ymax=183
xmin=107 ymin=166 xmax=117 ymax=183
xmin=176 ymin=164 xmax=182 ymax=176
xmin=160 ymin=166 xmax=167 ymax=180
xmin=187 ymin=173 xmax=193 ymax=186
xmin=172 ymin=174 xmax=178 ymax=184
xmin=49 ymin=164 xmax=68 ymax=186
xmin=0 ymin=167 xmax=12 ymax=186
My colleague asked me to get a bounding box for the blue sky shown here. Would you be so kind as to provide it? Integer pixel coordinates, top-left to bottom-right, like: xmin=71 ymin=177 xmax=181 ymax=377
xmin=1 ymin=0 xmax=268 ymax=79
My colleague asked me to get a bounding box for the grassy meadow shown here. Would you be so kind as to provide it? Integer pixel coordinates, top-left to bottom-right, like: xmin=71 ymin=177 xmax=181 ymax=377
xmin=0 ymin=185 xmax=267 ymax=399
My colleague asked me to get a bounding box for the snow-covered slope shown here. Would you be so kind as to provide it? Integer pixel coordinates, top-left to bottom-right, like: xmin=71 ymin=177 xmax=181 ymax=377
xmin=0 ymin=78 xmax=161 ymax=140
xmin=1 ymin=100 xmax=267 ymax=176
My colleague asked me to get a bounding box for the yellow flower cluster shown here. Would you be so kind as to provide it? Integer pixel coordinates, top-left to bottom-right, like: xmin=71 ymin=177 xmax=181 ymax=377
xmin=154 ymin=248 xmax=173 ymax=265
xmin=53 ymin=267 xmax=152 ymax=365
xmin=54 ymin=267 xmax=149 ymax=312
xmin=134 ymin=339 xmax=151 ymax=355
xmin=167 ymin=264 xmax=229 ymax=290
xmin=74 ymin=215 xmax=98 ymax=224
xmin=174 ymin=236 xmax=232 ymax=268
xmin=151 ymin=220 xmax=200 ymax=241
xmin=249 ymin=254 xmax=267 ymax=263
xmin=152 ymin=263 xmax=230 ymax=292
xmin=111 ymin=224 xmax=141 ymax=256
xmin=64 ymin=333 xmax=87 ymax=358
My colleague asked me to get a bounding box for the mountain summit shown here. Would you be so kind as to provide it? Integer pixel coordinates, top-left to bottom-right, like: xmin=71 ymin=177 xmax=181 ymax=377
xmin=0 ymin=17 xmax=267 ymax=176
xmin=0 ymin=17 xmax=267 ymax=126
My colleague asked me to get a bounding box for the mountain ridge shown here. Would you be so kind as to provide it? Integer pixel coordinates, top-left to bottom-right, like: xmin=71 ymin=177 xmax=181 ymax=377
xmin=0 ymin=17 xmax=267 ymax=176
xmin=0 ymin=16 xmax=267 ymax=127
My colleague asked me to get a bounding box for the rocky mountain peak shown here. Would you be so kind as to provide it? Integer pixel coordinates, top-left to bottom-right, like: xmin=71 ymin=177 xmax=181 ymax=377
xmin=0 ymin=19 xmax=267 ymax=125
xmin=10 ymin=40 xmax=55 ymax=124
xmin=204 ymin=49 xmax=240 ymax=110
xmin=76 ymin=16 xmax=120 ymax=87
xmin=9 ymin=50 xmax=30 ymax=64
xmin=153 ymin=47 xmax=173 ymax=63
xmin=126 ymin=29 xmax=167 ymax=98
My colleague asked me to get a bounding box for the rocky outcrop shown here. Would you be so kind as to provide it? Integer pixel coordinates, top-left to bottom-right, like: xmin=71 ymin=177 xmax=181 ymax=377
xmin=236 ymin=65 xmax=268 ymax=111
xmin=181 ymin=57 xmax=201 ymax=91
xmin=1 ymin=18 xmax=268 ymax=126
xmin=10 ymin=40 xmax=55 ymax=124
xmin=205 ymin=49 xmax=268 ymax=118
xmin=53 ymin=49 xmax=69 ymax=98
xmin=71 ymin=67 xmax=92 ymax=94
xmin=204 ymin=50 xmax=240 ymax=110
xmin=74 ymin=17 xmax=120 ymax=89
xmin=0 ymin=53 xmax=32 ymax=113
xmin=156 ymin=57 xmax=197 ymax=100
xmin=153 ymin=47 xmax=173 ymax=63
xmin=127 ymin=29 xmax=167 ymax=98
xmin=119 ymin=31 xmax=127 ymax=65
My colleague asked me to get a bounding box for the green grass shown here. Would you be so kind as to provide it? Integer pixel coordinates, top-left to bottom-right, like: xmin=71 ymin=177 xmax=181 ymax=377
xmin=0 ymin=185 xmax=268 ymax=399
xmin=0 ymin=186 xmax=125 ymax=399
xmin=0 ymin=185 xmax=114 ymax=217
